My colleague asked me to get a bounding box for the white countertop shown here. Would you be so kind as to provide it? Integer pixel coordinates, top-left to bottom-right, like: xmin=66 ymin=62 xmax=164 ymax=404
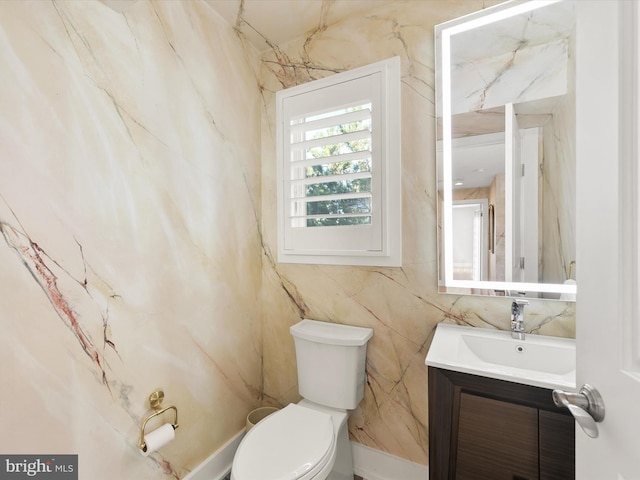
xmin=425 ymin=323 xmax=576 ymax=390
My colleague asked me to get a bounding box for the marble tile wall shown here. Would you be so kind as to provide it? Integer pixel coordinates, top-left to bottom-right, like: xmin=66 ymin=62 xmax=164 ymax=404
xmin=254 ymin=0 xmax=575 ymax=466
xmin=451 ymin=38 xmax=569 ymax=115
xmin=541 ymin=92 xmax=576 ymax=285
xmin=447 ymin=1 xmax=574 ymax=115
xmin=0 ymin=1 xmax=262 ymax=478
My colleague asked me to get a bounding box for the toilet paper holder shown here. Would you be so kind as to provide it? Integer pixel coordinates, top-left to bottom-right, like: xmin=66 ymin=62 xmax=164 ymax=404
xmin=138 ymin=390 xmax=179 ymax=452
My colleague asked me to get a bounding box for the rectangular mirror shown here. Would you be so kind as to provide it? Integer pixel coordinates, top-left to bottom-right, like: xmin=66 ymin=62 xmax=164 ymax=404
xmin=436 ymin=0 xmax=577 ymax=300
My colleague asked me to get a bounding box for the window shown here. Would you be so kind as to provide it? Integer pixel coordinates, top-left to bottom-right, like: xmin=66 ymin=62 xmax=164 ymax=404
xmin=276 ymin=57 xmax=401 ymax=266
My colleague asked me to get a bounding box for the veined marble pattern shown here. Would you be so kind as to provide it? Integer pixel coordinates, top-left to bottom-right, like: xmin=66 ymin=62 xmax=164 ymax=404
xmin=445 ymin=0 xmax=574 ymax=115
xmin=541 ymin=91 xmax=576 ymax=284
xmin=0 ymin=1 xmax=262 ymax=479
xmin=451 ymin=38 xmax=569 ymax=115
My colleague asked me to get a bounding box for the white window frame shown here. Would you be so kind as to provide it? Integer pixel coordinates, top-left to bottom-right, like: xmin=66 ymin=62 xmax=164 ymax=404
xmin=276 ymin=56 xmax=401 ymax=266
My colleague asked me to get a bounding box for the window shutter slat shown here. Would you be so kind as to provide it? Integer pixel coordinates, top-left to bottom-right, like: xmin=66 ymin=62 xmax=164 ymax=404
xmin=290 ymin=192 xmax=372 ymax=203
xmin=289 ymin=108 xmax=371 ymax=133
xmin=291 ymin=129 xmax=371 ymax=151
xmin=290 ymin=171 xmax=372 ymax=188
xmin=289 ymin=150 xmax=371 ymax=169
xmin=296 ymin=212 xmax=372 ymax=220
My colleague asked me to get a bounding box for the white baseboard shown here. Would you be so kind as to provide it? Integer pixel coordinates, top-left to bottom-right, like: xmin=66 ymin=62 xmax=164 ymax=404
xmin=183 ymin=429 xmax=245 ymax=480
xmin=182 ymin=432 xmax=428 ymax=480
xmin=352 ymin=442 xmax=428 ymax=480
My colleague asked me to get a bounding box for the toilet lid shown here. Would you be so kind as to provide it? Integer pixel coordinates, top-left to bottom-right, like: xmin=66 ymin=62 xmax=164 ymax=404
xmin=232 ymin=403 xmax=335 ymax=480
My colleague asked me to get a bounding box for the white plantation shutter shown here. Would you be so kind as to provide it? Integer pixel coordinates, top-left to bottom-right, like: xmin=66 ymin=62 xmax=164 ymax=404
xmin=276 ymin=57 xmax=401 ymax=266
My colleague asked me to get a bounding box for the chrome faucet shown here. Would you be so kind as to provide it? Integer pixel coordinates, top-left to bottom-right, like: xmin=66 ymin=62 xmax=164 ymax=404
xmin=511 ymin=299 xmax=529 ymax=340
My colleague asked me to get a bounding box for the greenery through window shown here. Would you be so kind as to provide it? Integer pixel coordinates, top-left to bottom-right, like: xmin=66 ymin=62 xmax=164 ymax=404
xmin=294 ymin=104 xmax=373 ymax=227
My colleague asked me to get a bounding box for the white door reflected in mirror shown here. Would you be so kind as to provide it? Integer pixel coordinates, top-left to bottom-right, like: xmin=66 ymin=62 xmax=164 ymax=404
xmin=452 ymin=200 xmax=488 ymax=282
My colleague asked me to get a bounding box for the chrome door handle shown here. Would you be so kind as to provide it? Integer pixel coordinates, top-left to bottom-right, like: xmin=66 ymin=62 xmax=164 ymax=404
xmin=552 ymin=384 xmax=605 ymax=438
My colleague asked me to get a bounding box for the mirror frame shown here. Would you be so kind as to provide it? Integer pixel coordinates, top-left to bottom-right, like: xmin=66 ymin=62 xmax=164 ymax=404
xmin=436 ymin=0 xmax=577 ymax=299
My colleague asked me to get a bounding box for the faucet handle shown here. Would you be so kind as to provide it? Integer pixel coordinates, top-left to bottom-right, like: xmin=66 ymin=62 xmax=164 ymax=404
xmin=514 ymin=299 xmax=529 ymax=307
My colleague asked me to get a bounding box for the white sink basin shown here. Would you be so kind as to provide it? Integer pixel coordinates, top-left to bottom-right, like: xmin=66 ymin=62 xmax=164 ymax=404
xmin=425 ymin=323 xmax=576 ymax=390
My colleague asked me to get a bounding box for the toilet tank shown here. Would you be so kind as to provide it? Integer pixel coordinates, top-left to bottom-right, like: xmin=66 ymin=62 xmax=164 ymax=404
xmin=290 ymin=319 xmax=373 ymax=410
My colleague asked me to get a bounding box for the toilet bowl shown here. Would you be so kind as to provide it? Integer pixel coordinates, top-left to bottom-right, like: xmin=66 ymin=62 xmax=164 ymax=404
xmin=231 ymin=319 xmax=373 ymax=480
xmin=231 ymin=401 xmax=348 ymax=480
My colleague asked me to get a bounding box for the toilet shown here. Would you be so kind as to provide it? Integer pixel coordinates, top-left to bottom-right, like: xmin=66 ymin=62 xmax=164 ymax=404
xmin=231 ymin=319 xmax=373 ymax=480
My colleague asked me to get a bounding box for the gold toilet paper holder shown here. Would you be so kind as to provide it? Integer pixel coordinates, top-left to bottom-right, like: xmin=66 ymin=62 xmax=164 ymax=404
xmin=139 ymin=390 xmax=179 ymax=452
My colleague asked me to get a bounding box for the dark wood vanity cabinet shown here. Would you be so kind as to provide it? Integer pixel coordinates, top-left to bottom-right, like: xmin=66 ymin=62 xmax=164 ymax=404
xmin=428 ymin=367 xmax=575 ymax=480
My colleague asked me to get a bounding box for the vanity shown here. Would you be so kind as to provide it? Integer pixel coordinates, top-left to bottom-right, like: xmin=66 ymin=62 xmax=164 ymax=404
xmin=426 ymin=324 xmax=576 ymax=480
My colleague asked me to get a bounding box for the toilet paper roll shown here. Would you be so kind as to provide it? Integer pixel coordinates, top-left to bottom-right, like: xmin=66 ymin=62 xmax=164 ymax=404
xmin=140 ymin=423 xmax=175 ymax=457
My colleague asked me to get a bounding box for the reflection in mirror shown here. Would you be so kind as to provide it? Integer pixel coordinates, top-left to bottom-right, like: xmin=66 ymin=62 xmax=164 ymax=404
xmin=436 ymin=0 xmax=577 ymax=300
xmin=452 ymin=199 xmax=489 ymax=281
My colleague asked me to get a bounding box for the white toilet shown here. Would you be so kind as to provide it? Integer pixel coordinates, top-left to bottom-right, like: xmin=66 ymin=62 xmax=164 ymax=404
xmin=231 ymin=319 xmax=373 ymax=480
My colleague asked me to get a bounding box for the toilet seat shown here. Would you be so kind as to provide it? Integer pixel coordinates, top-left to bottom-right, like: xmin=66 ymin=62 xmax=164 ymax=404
xmin=232 ymin=403 xmax=336 ymax=480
